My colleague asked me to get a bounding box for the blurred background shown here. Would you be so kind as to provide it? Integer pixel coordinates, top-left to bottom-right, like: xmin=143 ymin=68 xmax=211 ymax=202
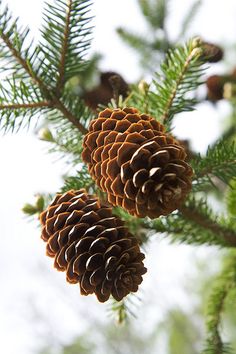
xmin=1 ymin=0 xmax=236 ymax=353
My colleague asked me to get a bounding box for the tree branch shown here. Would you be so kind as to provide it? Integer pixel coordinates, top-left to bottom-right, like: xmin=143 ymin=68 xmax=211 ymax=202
xmin=1 ymin=32 xmax=49 ymax=94
xmin=0 ymin=101 xmax=51 ymax=110
xmin=56 ymin=0 xmax=72 ymax=95
xmin=54 ymin=99 xmax=88 ymax=134
xmin=161 ymin=46 xmax=200 ymax=122
xmin=196 ymin=160 xmax=236 ymax=179
xmin=0 ymin=32 xmax=88 ymax=134
xmin=179 ymin=205 xmax=236 ymax=247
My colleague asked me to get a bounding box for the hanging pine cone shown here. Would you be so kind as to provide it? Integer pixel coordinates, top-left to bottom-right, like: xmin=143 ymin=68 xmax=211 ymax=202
xmin=82 ymin=107 xmax=193 ymax=218
xmin=40 ymin=189 xmax=147 ymax=302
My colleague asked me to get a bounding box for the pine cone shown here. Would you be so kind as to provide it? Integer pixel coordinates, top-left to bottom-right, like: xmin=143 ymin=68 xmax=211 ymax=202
xmin=201 ymin=42 xmax=223 ymax=63
xmin=40 ymin=189 xmax=147 ymax=302
xmin=82 ymin=107 xmax=193 ymax=218
xmin=206 ymin=75 xmax=224 ymax=101
xmin=83 ymin=72 xmax=129 ymax=110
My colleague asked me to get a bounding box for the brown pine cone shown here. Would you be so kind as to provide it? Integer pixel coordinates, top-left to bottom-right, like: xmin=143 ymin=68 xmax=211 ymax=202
xmin=206 ymin=75 xmax=224 ymax=101
xmin=40 ymin=189 xmax=147 ymax=302
xmin=201 ymin=42 xmax=223 ymax=63
xmin=83 ymin=72 xmax=129 ymax=110
xmin=82 ymin=107 xmax=193 ymax=218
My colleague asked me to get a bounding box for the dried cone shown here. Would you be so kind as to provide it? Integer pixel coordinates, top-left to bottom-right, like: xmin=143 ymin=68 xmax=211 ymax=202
xmin=40 ymin=189 xmax=147 ymax=302
xmin=82 ymin=107 xmax=193 ymax=218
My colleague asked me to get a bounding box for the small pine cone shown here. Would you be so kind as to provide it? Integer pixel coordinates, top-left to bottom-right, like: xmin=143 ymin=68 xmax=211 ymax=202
xmin=206 ymin=75 xmax=224 ymax=101
xmin=201 ymin=42 xmax=223 ymax=63
xmin=83 ymin=72 xmax=129 ymax=110
xmin=82 ymin=107 xmax=193 ymax=218
xmin=40 ymin=189 xmax=147 ymax=302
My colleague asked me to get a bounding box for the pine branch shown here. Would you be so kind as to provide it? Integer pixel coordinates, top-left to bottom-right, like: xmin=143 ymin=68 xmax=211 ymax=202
xmin=107 ymin=294 xmax=141 ymax=324
xmin=143 ymin=198 xmax=236 ymax=248
xmin=53 ymin=99 xmax=88 ymax=134
xmin=56 ymin=0 xmax=73 ymax=93
xmin=178 ymin=0 xmax=202 ymax=40
xmin=116 ymin=27 xmax=152 ymax=52
xmin=0 ymin=101 xmax=50 ymax=109
xmin=0 ymin=3 xmax=40 ymax=79
xmin=138 ymin=0 xmax=167 ymax=30
xmin=108 ymin=298 xmax=129 ymax=324
xmin=192 ymin=140 xmax=236 ymax=186
xmin=149 ymin=38 xmax=204 ymax=128
xmin=227 ymin=179 xmax=236 ymax=216
xmin=45 ymin=98 xmax=92 ymax=161
xmin=202 ymin=253 xmax=236 ymax=354
xmin=179 ymin=205 xmax=236 ymax=248
xmin=0 ymin=1 xmax=90 ymax=134
xmin=40 ymin=0 xmax=92 ymax=90
xmin=0 ymin=77 xmax=48 ymax=131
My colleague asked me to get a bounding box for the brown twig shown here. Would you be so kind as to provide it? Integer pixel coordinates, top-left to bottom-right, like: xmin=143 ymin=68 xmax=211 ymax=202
xmin=54 ymin=99 xmax=88 ymax=134
xmin=179 ymin=205 xmax=236 ymax=247
xmin=0 ymin=32 xmax=88 ymax=135
xmin=0 ymin=101 xmax=51 ymax=110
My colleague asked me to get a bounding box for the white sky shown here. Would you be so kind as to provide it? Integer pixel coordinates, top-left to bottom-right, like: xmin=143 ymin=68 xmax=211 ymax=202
xmin=0 ymin=1 xmax=235 ymax=354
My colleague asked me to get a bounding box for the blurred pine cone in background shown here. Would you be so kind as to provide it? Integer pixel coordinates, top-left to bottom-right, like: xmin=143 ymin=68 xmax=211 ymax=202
xmin=201 ymin=41 xmax=223 ymax=63
xmin=206 ymin=69 xmax=236 ymax=101
xmin=83 ymin=71 xmax=129 ymax=110
xmin=206 ymin=75 xmax=225 ymax=101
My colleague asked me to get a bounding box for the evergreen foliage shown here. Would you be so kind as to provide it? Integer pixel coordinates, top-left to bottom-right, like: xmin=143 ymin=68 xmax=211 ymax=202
xmin=202 ymin=252 xmax=236 ymax=354
xmin=2 ymin=0 xmax=236 ymax=352
xmin=193 ymin=140 xmax=236 ymax=186
xmin=148 ymin=38 xmax=204 ymax=128
xmin=178 ymin=0 xmax=202 ymax=40
xmin=227 ymin=178 xmax=236 ymax=216
xmin=0 ymin=0 xmax=91 ymax=134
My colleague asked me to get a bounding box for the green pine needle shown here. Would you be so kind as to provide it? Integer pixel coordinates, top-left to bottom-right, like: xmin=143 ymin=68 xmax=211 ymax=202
xmin=138 ymin=0 xmax=167 ymax=30
xmin=149 ymin=38 xmax=205 ymax=128
xmin=39 ymin=0 xmax=93 ymax=91
xmin=202 ymin=252 xmax=236 ymax=354
xmin=193 ymin=140 xmax=236 ymax=187
xmin=143 ymin=197 xmax=236 ymax=248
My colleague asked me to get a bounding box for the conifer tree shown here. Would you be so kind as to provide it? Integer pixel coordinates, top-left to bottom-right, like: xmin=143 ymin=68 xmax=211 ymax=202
xmin=1 ymin=0 xmax=236 ymax=353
